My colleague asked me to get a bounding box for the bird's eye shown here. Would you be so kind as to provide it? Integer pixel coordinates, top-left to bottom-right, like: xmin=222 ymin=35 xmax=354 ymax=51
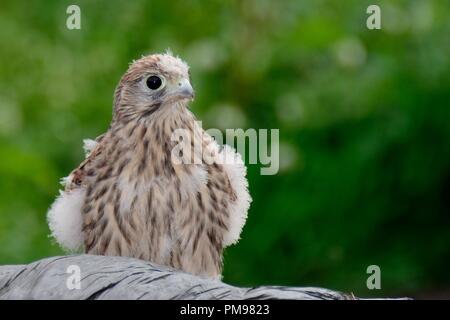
xmin=146 ymin=75 xmax=163 ymax=90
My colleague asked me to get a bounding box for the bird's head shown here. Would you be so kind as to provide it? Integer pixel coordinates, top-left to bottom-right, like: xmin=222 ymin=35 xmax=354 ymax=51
xmin=113 ymin=52 xmax=194 ymax=122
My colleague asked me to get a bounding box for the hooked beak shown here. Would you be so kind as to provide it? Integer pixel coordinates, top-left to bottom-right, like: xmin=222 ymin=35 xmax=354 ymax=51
xmin=175 ymin=78 xmax=195 ymax=100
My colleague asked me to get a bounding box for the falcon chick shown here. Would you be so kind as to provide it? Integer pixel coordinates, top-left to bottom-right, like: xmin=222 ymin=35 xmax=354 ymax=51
xmin=47 ymin=52 xmax=251 ymax=278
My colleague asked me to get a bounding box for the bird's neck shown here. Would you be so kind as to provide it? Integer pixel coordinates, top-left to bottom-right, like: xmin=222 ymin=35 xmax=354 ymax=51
xmin=106 ymin=101 xmax=203 ymax=178
xmin=109 ymin=100 xmax=200 ymax=146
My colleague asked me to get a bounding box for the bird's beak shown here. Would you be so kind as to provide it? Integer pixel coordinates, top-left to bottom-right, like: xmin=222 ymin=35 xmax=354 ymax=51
xmin=175 ymin=78 xmax=195 ymax=100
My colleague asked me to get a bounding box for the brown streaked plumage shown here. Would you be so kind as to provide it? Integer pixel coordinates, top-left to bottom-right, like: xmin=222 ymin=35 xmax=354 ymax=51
xmin=47 ymin=52 xmax=251 ymax=279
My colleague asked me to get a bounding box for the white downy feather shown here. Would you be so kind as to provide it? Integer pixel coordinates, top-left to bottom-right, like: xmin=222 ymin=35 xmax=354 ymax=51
xmin=47 ymin=188 xmax=85 ymax=252
xmin=47 ymin=138 xmax=95 ymax=252
xmin=83 ymin=138 xmax=98 ymax=156
xmin=220 ymin=145 xmax=252 ymax=247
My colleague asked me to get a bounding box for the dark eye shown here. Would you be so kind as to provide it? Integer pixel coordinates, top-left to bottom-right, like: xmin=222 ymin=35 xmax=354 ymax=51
xmin=146 ymin=75 xmax=162 ymax=90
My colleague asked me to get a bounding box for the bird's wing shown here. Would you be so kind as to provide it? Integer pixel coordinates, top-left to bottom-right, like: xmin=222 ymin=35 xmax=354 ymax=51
xmin=64 ymin=134 xmax=105 ymax=191
xmin=208 ymin=139 xmax=252 ymax=248
xmin=47 ymin=134 xmax=105 ymax=252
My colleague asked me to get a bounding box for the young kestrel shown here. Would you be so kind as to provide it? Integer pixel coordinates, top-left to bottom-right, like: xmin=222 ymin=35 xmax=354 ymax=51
xmin=47 ymin=52 xmax=251 ymax=278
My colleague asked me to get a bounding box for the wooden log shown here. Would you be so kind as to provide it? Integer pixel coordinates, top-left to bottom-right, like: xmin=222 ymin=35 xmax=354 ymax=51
xmin=0 ymin=255 xmax=403 ymax=300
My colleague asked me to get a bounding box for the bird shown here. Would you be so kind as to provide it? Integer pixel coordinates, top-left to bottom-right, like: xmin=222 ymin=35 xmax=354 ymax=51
xmin=47 ymin=52 xmax=251 ymax=279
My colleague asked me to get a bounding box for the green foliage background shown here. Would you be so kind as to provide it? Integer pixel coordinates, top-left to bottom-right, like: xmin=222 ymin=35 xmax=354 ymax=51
xmin=0 ymin=0 xmax=449 ymax=297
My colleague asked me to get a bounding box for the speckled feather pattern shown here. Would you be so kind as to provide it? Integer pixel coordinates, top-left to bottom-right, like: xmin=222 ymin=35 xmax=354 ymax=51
xmin=48 ymin=53 xmax=251 ymax=279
